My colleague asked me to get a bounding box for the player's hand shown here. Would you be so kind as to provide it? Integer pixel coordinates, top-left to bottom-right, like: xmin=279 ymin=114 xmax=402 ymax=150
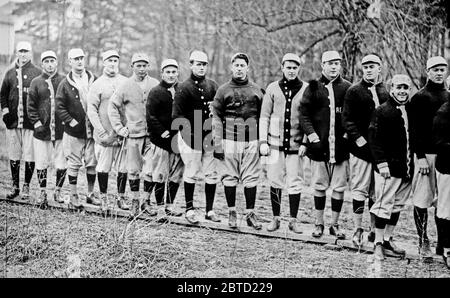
xmin=298 ymin=145 xmax=307 ymax=157
xmin=161 ymin=130 xmax=170 ymax=139
xmin=418 ymin=158 xmax=430 ymax=175
xmin=117 ymin=126 xmax=129 ymax=138
xmin=259 ymin=143 xmax=269 ymax=156
xmin=2 ymin=113 xmax=13 ymax=127
xmin=380 ymin=167 xmax=391 ymax=179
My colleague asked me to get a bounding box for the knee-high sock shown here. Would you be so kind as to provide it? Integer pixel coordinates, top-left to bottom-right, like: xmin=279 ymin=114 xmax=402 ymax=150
xmin=414 ymin=206 xmax=429 ymax=243
xmin=10 ymin=160 xmax=20 ymax=188
xmin=117 ymin=172 xmax=127 ymax=194
xmin=24 ymin=161 xmax=35 ymax=185
xmin=435 ymin=212 xmax=444 ymax=251
xmin=56 ymin=169 xmax=66 ymax=188
xmin=129 ymin=179 xmax=140 ymax=192
xmin=270 ymin=187 xmax=282 ymax=216
xmin=68 ymin=175 xmax=78 ymax=195
xmin=289 ymin=193 xmax=301 ymax=218
xmin=166 ymin=181 xmax=179 ymax=205
xmin=205 ymin=183 xmax=216 ymax=213
xmin=184 ymin=182 xmax=195 ymax=211
xmin=314 ymin=196 xmax=326 ymax=225
xmin=37 ymin=169 xmax=47 ymax=189
xmin=374 ymin=215 xmax=388 ymax=244
xmin=353 ymin=199 xmax=365 ymax=229
xmin=244 ymin=186 xmax=257 ymax=210
xmin=385 ymin=212 xmax=400 ymax=241
xmin=154 ymin=182 xmax=165 ymax=206
xmin=97 ymin=172 xmax=109 ymax=194
xmin=224 ymin=186 xmax=236 ymax=208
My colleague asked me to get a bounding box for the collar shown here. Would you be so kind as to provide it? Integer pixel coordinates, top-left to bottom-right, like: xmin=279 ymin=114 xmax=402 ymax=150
xmin=190 ymin=73 xmax=205 ymax=83
xmin=15 ymin=60 xmax=32 ymax=69
xmin=320 ymin=73 xmax=341 ymax=85
xmin=67 ymin=70 xmax=94 ymax=89
xmin=425 ymin=80 xmax=446 ymax=92
xmin=389 ymin=95 xmax=409 ymax=106
xmin=231 ymin=76 xmax=249 ymax=86
xmin=160 ymin=80 xmax=176 ymax=89
xmin=280 ymin=76 xmax=301 ymax=88
xmin=42 ymin=72 xmax=57 ymax=80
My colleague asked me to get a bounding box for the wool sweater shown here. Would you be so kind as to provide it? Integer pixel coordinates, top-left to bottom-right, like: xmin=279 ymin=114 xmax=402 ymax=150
xmin=342 ymin=79 xmax=390 ymax=162
xmin=172 ymin=73 xmax=218 ymax=151
xmin=299 ymin=74 xmax=351 ymax=163
xmin=55 ymin=70 xmax=96 ymax=139
xmin=146 ymin=80 xmax=179 ymax=152
xmin=87 ymin=72 xmax=127 ymax=146
xmin=109 ymin=74 xmax=159 ymax=138
xmin=260 ymin=77 xmax=308 ymax=153
xmin=212 ymin=77 xmax=264 ymax=144
xmin=408 ymin=81 xmax=450 ymax=159
xmin=433 ymin=100 xmax=450 ymax=174
xmin=27 ymin=72 xmax=65 ymax=141
xmin=0 ymin=60 xmax=42 ymax=129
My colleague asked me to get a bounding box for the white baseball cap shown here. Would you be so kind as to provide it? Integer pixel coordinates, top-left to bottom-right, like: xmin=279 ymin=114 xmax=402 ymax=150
xmin=189 ymin=50 xmax=208 ymax=63
xmin=16 ymin=41 xmax=32 ymax=52
xmin=321 ymin=50 xmax=341 ymax=63
xmin=102 ymin=50 xmax=120 ymax=61
xmin=426 ymin=56 xmax=448 ymax=70
xmin=41 ymin=50 xmax=57 ymax=62
xmin=361 ymin=54 xmax=381 ymax=65
xmin=391 ymin=74 xmax=411 ymax=87
xmin=161 ymin=59 xmax=179 ymax=70
xmin=68 ymin=48 xmax=85 ymax=59
xmin=131 ymin=53 xmax=150 ymax=64
xmin=282 ymin=53 xmax=301 ymax=65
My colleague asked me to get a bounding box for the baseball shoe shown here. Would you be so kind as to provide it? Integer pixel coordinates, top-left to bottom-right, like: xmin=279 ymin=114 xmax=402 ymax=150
xmin=246 ymin=211 xmax=262 ymax=230
xmin=21 ymin=183 xmax=30 ymax=200
xmin=205 ymin=210 xmax=221 ymax=222
xmin=69 ymin=194 xmax=83 ymax=209
xmin=165 ymin=207 xmax=182 ymax=217
xmin=156 ymin=207 xmax=168 ymax=223
xmin=6 ymin=188 xmax=20 ymax=200
xmin=116 ymin=195 xmax=130 ymax=211
xmin=53 ymin=189 xmax=65 ymax=203
xmin=382 ymin=237 xmax=405 ymax=256
xmin=185 ymin=209 xmax=199 ymax=224
xmin=266 ymin=217 xmax=280 ymax=232
xmin=374 ymin=242 xmax=385 ymax=260
xmin=86 ymin=192 xmax=101 ymax=206
xmin=329 ymin=224 xmax=346 ymax=240
xmin=352 ymin=228 xmax=364 ymax=247
xmin=228 ymin=210 xmax=237 ymax=228
xmin=288 ymin=218 xmax=303 ymax=234
xmin=141 ymin=200 xmax=157 ymax=216
xmin=312 ymin=224 xmax=324 ymax=238
xmin=36 ymin=190 xmax=48 ymax=209
xmin=367 ymin=230 xmax=375 ymax=243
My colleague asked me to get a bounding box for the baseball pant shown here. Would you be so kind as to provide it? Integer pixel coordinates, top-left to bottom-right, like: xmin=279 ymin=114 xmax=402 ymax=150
xmin=177 ymin=133 xmax=219 ymax=184
xmin=94 ymin=143 xmax=127 ymax=173
xmin=436 ymin=171 xmax=450 ymax=220
xmin=6 ymin=128 xmax=34 ymax=162
xmin=310 ymin=159 xmax=349 ymax=200
xmin=126 ymin=136 xmax=152 ymax=180
xmin=266 ymin=149 xmax=305 ymax=194
xmin=370 ymin=172 xmax=411 ymax=220
xmin=349 ymin=154 xmax=374 ymax=201
xmin=411 ymin=154 xmax=437 ymax=209
xmin=62 ymin=132 xmax=97 ymax=177
xmin=221 ymin=139 xmax=260 ymax=188
xmin=142 ymin=143 xmax=184 ymax=183
xmin=33 ymin=138 xmax=66 ymax=170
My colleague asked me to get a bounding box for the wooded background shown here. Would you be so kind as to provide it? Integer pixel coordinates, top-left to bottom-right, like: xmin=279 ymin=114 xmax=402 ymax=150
xmin=11 ymin=0 xmax=449 ymax=88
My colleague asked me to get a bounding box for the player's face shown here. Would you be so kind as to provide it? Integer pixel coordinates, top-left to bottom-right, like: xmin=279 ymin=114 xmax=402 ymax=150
xmin=231 ymin=58 xmax=248 ymax=80
xmin=103 ymin=56 xmax=119 ymax=73
xmin=42 ymin=58 xmax=57 ymax=75
xmin=321 ymin=60 xmax=341 ymax=79
xmin=190 ymin=61 xmax=208 ymax=77
xmin=427 ymin=66 xmax=447 ymax=84
xmin=161 ymin=66 xmax=179 ymax=85
xmin=132 ymin=61 xmax=149 ymax=80
xmin=282 ymin=61 xmax=300 ymax=81
xmin=391 ymin=83 xmax=411 ymax=104
xmin=69 ymin=56 xmax=85 ymax=72
xmin=16 ymin=50 xmax=31 ymax=65
xmin=362 ymin=63 xmax=381 ymax=82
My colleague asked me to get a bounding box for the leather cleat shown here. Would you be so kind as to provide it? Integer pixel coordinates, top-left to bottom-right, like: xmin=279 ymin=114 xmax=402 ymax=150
xmin=6 ymin=188 xmax=20 ymax=200
xmin=86 ymin=193 xmax=101 ymax=206
xmin=352 ymin=228 xmax=364 ymax=247
xmin=382 ymin=237 xmax=405 ymax=256
xmin=205 ymin=211 xmax=221 ymax=222
xmin=141 ymin=200 xmax=157 ymax=216
xmin=36 ymin=190 xmax=48 ymax=209
xmin=21 ymin=184 xmax=30 ymax=200
xmin=69 ymin=194 xmax=83 ymax=210
xmin=329 ymin=224 xmax=346 ymax=240
xmin=228 ymin=210 xmax=237 ymax=228
xmin=367 ymin=230 xmax=375 ymax=243
xmin=312 ymin=224 xmax=324 ymax=238
xmin=156 ymin=207 xmax=168 ymax=223
xmin=165 ymin=207 xmax=182 ymax=217
xmin=116 ymin=195 xmax=130 ymax=211
xmin=288 ymin=218 xmax=303 ymax=234
xmin=266 ymin=217 xmax=280 ymax=232
xmin=374 ymin=242 xmax=385 ymax=260
xmin=185 ymin=209 xmax=199 ymax=224
xmin=53 ymin=189 xmax=65 ymax=203
xmin=246 ymin=212 xmax=262 ymax=230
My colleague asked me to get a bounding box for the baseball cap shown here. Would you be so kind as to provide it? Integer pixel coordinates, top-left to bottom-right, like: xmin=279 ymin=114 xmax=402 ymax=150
xmin=361 ymin=54 xmax=381 ymax=65
xmin=426 ymin=56 xmax=448 ymax=70
xmin=131 ymin=53 xmax=150 ymax=64
xmin=282 ymin=53 xmax=301 ymax=65
xmin=41 ymin=50 xmax=57 ymax=62
xmin=102 ymin=50 xmax=119 ymax=61
xmin=161 ymin=59 xmax=179 ymax=70
xmin=231 ymin=52 xmax=249 ymax=64
xmin=68 ymin=48 xmax=85 ymax=59
xmin=16 ymin=41 xmax=32 ymax=52
xmin=189 ymin=50 xmax=208 ymax=63
xmin=391 ymin=74 xmax=411 ymax=87
xmin=321 ymin=51 xmax=341 ymax=63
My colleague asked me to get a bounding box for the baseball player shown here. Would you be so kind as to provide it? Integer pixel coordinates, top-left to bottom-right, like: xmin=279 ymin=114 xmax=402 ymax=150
xmin=87 ymin=50 xmax=129 ymax=211
xmin=1 ymin=41 xmax=41 ymax=200
xmin=172 ymin=50 xmax=220 ymax=224
xmin=55 ymin=48 xmax=99 ymax=209
xmin=342 ymin=54 xmax=390 ymax=247
xmin=109 ymin=53 xmax=159 ymax=217
xmin=368 ymin=74 xmax=414 ymax=260
xmin=432 ymin=93 xmax=450 ymax=269
xmin=409 ymin=56 xmax=449 ymax=258
xmin=211 ymin=52 xmax=264 ymax=230
xmin=259 ymin=53 xmax=308 ymax=233
xmin=27 ymin=50 xmax=66 ymax=206
xmin=146 ymin=59 xmax=184 ymax=221
xmin=299 ymin=50 xmax=351 ymax=239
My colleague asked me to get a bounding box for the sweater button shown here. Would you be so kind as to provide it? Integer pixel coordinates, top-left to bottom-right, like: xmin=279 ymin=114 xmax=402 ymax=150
xmin=201 ymin=96 xmax=204 ymax=99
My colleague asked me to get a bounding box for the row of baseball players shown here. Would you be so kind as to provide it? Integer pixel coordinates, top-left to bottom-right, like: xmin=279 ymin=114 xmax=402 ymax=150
xmin=1 ymin=41 xmax=449 ymax=268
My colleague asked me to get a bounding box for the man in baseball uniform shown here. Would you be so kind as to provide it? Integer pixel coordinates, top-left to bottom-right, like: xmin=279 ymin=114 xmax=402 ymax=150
xmin=299 ymin=50 xmax=351 ymax=239
xmin=211 ymin=52 xmax=264 ymax=230
xmin=87 ymin=50 xmax=129 ymax=211
xmin=27 ymin=50 xmax=66 ymax=206
xmin=409 ymin=56 xmax=449 ymax=258
xmin=56 ymin=48 xmax=100 ymax=209
xmin=259 ymin=53 xmax=308 ymax=233
xmin=342 ymin=54 xmax=390 ymax=247
xmin=109 ymin=53 xmax=159 ymax=217
xmin=1 ymin=41 xmax=41 ymax=200
xmin=369 ymin=74 xmax=414 ymax=260
xmin=172 ymin=50 xmax=220 ymax=224
xmin=146 ymin=58 xmax=184 ymax=221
